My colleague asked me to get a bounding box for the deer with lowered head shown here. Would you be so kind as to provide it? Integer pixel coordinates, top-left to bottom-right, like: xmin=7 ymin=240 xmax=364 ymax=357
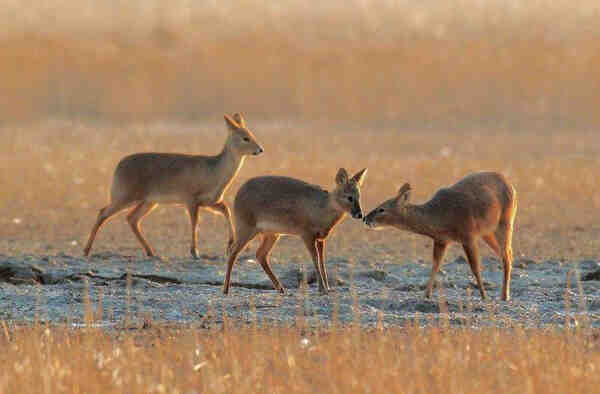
xmin=364 ymin=172 xmax=517 ymax=301
xmin=223 ymin=167 xmax=368 ymax=295
xmin=83 ymin=113 xmax=264 ymax=259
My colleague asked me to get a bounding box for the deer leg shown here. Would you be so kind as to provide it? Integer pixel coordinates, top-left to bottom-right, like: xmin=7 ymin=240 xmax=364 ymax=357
xmin=256 ymin=234 xmax=284 ymax=293
xmin=494 ymin=225 xmax=514 ymax=301
xmin=482 ymin=234 xmax=501 ymax=256
xmin=462 ymin=239 xmax=487 ymax=300
xmin=302 ymin=235 xmax=327 ymax=294
xmin=316 ymin=239 xmax=330 ymax=290
xmin=126 ymin=201 xmax=158 ymax=257
xmin=207 ymin=201 xmax=235 ymax=255
xmin=187 ymin=202 xmax=202 ymax=259
xmin=83 ymin=200 xmax=137 ymax=257
xmin=223 ymin=228 xmax=256 ymax=295
xmin=425 ymin=240 xmax=448 ymax=299
xmin=482 ymin=233 xmax=508 ymax=300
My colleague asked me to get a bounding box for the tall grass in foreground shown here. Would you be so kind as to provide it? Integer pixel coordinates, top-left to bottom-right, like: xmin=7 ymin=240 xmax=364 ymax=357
xmin=0 ymin=322 xmax=598 ymax=393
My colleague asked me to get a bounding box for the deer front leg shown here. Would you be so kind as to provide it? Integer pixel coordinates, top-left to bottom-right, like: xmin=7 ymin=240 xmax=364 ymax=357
xmin=208 ymin=201 xmax=235 ymax=255
xmin=316 ymin=239 xmax=330 ymax=290
xmin=463 ymin=239 xmax=487 ymax=300
xmin=186 ymin=202 xmax=202 ymax=259
xmin=302 ymin=235 xmax=327 ymax=294
xmin=425 ymin=240 xmax=448 ymax=298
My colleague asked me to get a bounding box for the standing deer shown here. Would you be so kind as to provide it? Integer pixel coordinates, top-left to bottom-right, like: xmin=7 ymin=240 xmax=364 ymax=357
xmin=83 ymin=113 xmax=263 ymax=258
xmin=364 ymin=172 xmax=517 ymax=301
xmin=223 ymin=168 xmax=368 ymax=295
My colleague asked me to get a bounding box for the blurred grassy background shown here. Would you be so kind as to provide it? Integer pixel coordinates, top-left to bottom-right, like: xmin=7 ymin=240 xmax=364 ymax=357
xmin=2 ymin=0 xmax=600 ymax=262
xmin=1 ymin=0 xmax=600 ymax=128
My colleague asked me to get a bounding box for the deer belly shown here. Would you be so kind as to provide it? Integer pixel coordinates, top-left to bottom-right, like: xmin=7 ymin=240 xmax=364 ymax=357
xmin=256 ymin=219 xmax=299 ymax=235
xmin=145 ymin=191 xmax=187 ymax=204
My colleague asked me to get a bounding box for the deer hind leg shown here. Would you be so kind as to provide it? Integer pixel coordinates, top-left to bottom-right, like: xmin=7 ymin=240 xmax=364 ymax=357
xmin=425 ymin=240 xmax=448 ymax=299
xmin=500 ymin=200 xmax=517 ymax=301
xmin=126 ymin=201 xmax=158 ymax=257
xmin=316 ymin=240 xmax=329 ymax=290
xmin=83 ymin=199 xmax=137 ymax=257
xmin=256 ymin=234 xmax=284 ymax=293
xmin=223 ymin=227 xmax=257 ymax=295
xmin=494 ymin=222 xmax=514 ymax=301
xmin=462 ymin=239 xmax=487 ymax=300
xmin=483 ymin=232 xmax=509 ymax=301
xmin=302 ymin=235 xmax=327 ymax=294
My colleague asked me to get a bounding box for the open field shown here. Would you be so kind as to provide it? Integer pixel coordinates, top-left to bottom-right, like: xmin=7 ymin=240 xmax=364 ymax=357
xmin=2 ymin=1 xmax=600 ymax=391
xmin=1 ymin=123 xmax=600 ymax=330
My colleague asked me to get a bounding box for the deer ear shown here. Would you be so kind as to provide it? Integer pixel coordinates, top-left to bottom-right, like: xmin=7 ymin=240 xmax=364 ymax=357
xmin=224 ymin=114 xmax=240 ymax=131
xmin=336 ymin=168 xmax=349 ymax=185
xmin=350 ymin=168 xmax=368 ymax=187
xmin=232 ymin=113 xmax=246 ymax=127
xmin=396 ymin=183 xmax=411 ymax=204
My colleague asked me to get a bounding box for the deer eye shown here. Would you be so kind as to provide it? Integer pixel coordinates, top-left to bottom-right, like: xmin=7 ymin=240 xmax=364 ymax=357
xmin=243 ymin=137 xmax=250 ymax=142
xmin=347 ymin=196 xmax=354 ymax=202
xmin=377 ymin=208 xmax=385 ymax=213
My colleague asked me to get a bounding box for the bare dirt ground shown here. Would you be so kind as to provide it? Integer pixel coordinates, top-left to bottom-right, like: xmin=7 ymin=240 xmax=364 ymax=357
xmin=1 ymin=252 xmax=599 ymax=328
xmin=2 ymin=122 xmax=599 ymax=327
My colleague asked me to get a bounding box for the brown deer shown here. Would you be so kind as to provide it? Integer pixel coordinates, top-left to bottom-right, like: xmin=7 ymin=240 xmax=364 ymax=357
xmin=364 ymin=172 xmax=517 ymax=301
xmin=223 ymin=168 xmax=368 ymax=295
xmin=83 ymin=113 xmax=263 ymax=258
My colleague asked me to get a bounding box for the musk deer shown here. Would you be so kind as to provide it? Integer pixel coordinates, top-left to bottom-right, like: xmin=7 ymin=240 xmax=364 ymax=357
xmin=83 ymin=113 xmax=263 ymax=258
xmin=364 ymin=172 xmax=517 ymax=301
xmin=223 ymin=168 xmax=368 ymax=295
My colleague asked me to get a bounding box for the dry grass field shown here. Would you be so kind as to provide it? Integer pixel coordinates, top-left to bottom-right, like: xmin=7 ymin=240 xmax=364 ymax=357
xmin=2 ymin=122 xmax=600 ymax=262
xmin=3 ymin=1 xmax=600 ymax=392
xmin=1 ymin=322 xmax=599 ymax=393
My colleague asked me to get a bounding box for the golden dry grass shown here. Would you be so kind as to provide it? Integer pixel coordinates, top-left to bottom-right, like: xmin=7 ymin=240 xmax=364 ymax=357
xmin=2 ymin=122 xmax=599 ymax=262
xmin=0 ymin=322 xmax=599 ymax=393
xmin=1 ymin=0 xmax=600 ymax=128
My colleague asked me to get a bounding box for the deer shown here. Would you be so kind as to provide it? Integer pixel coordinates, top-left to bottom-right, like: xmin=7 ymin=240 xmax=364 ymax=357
xmin=364 ymin=172 xmax=517 ymax=301
xmin=222 ymin=168 xmax=368 ymax=295
xmin=83 ymin=113 xmax=264 ymax=259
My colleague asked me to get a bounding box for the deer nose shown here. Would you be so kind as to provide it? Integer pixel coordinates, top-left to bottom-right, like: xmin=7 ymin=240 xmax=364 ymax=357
xmin=353 ymin=212 xmax=363 ymax=219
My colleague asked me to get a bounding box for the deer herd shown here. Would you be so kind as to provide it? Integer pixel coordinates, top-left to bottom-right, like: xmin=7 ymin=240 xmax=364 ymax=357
xmin=84 ymin=113 xmax=517 ymax=301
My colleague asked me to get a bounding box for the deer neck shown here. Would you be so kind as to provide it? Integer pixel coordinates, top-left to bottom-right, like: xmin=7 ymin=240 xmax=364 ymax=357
xmin=214 ymin=138 xmax=245 ymax=191
xmin=400 ymin=204 xmax=438 ymax=238
xmin=324 ymin=193 xmax=348 ymax=229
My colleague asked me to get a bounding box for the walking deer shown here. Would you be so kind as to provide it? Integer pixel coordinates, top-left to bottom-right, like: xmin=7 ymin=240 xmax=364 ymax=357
xmin=83 ymin=113 xmax=263 ymax=258
xmin=364 ymin=172 xmax=517 ymax=301
xmin=223 ymin=168 xmax=368 ymax=295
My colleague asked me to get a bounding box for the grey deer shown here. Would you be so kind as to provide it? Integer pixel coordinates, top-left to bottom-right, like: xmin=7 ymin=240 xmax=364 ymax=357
xmin=223 ymin=168 xmax=367 ymax=295
xmin=83 ymin=113 xmax=263 ymax=258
